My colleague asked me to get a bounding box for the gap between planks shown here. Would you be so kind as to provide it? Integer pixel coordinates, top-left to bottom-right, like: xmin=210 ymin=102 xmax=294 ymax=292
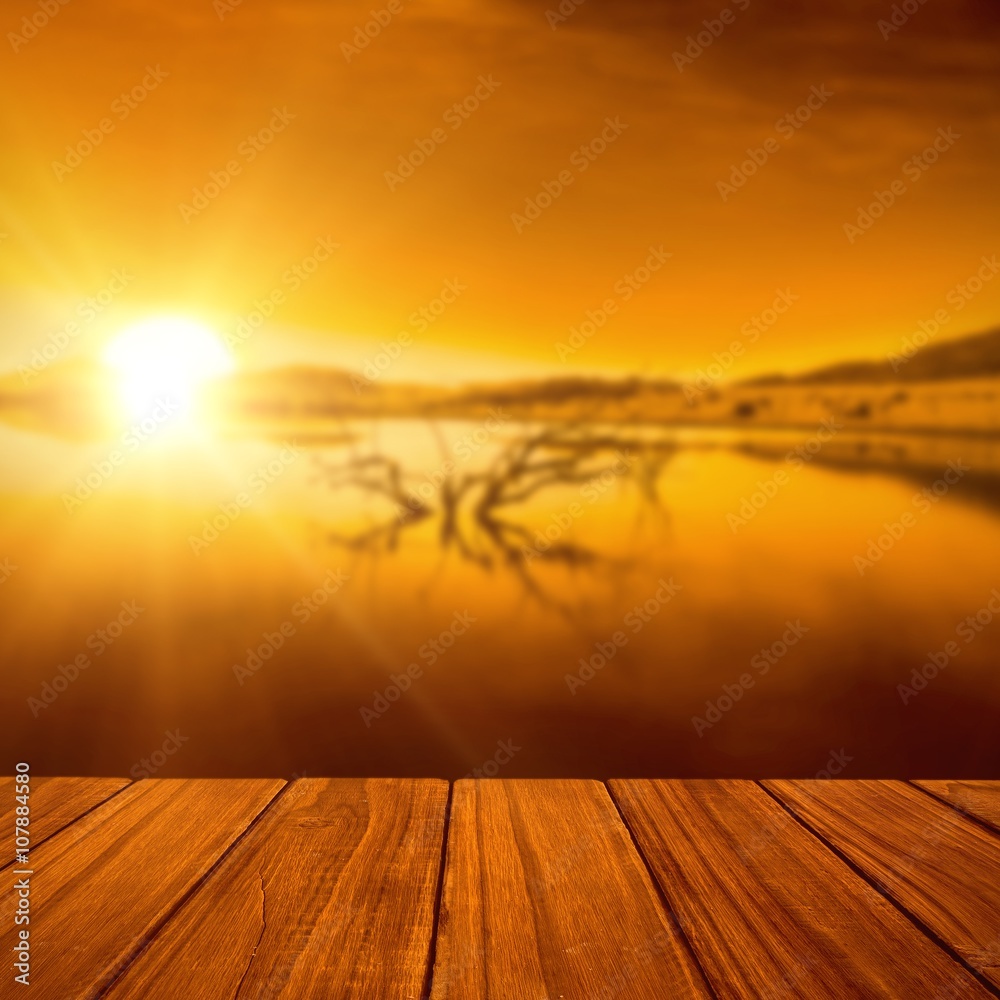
xmin=92 ymin=781 xmax=292 ymax=1000
xmin=6 ymin=778 xmax=998 ymax=1000
xmin=756 ymin=780 xmax=1000 ymax=998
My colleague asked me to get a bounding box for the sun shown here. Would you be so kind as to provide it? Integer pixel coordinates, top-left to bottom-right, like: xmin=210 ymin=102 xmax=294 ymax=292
xmin=103 ymin=317 xmax=234 ymax=419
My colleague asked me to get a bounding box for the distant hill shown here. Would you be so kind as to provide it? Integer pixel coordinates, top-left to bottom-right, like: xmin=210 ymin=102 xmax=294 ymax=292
xmin=212 ymin=369 xmax=683 ymax=419
xmin=2 ymin=324 xmax=999 ymax=437
xmin=744 ymin=326 xmax=1000 ymax=386
xmin=433 ymin=375 xmax=680 ymax=409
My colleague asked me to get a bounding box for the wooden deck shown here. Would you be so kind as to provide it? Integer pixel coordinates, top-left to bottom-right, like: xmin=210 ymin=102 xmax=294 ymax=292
xmin=2 ymin=779 xmax=999 ymax=998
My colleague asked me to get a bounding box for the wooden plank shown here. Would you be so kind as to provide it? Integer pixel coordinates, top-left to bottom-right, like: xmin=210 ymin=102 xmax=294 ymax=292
xmin=609 ymin=779 xmax=993 ymax=999
xmin=105 ymin=779 xmax=448 ymax=1000
xmin=0 ymin=778 xmax=282 ymax=998
xmin=764 ymin=779 xmax=1000 ymax=990
xmin=0 ymin=776 xmax=130 ymax=864
xmin=430 ymin=779 xmax=710 ymax=999
xmin=914 ymin=780 xmax=1000 ymax=834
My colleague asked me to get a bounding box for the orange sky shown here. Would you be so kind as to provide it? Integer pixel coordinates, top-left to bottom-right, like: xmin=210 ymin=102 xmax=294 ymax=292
xmin=1 ymin=0 xmax=998 ymax=382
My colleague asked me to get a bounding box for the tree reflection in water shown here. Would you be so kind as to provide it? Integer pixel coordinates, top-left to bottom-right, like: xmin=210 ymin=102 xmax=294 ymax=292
xmin=311 ymin=423 xmax=678 ymax=619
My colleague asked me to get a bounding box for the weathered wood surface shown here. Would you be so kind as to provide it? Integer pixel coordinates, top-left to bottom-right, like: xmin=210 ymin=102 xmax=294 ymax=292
xmin=430 ymin=779 xmax=710 ymax=999
xmin=610 ymin=779 xmax=993 ymax=999
xmin=0 ymin=777 xmax=129 ymax=869
xmin=763 ymin=779 xmax=1000 ymax=990
xmin=105 ymin=779 xmax=448 ymax=999
xmin=0 ymin=779 xmax=282 ymax=999
xmin=914 ymin=779 xmax=1000 ymax=833
xmin=2 ymin=778 xmax=999 ymax=999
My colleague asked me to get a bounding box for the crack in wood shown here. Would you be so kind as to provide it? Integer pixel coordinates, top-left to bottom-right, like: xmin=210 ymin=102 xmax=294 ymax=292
xmin=232 ymin=871 xmax=267 ymax=1000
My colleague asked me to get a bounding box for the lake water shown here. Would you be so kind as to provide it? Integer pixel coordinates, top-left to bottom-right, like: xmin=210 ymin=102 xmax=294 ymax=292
xmin=2 ymin=419 xmax=998 ymax=777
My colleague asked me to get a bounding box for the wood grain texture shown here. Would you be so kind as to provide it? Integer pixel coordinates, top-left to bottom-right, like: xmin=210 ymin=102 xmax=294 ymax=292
xmin=105 ymin=779 xmax=448 ymax=1000
xmin=3 ymin=778 xmax=998 ymax=998
xmin=610 ymin=779 xmax=993 ymax=999
xmin=0 ymin=776 xmax=130 ymax=868
xmin=914 ymin=780 xmax=1000 ymax=834
xmin=764 ymin=779 xmax=1000 ymax=990
xmin=430 ymin=779 xmax=710 ymax=1000
xmin=0 ymin=778 xmax=282 ymax=1000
